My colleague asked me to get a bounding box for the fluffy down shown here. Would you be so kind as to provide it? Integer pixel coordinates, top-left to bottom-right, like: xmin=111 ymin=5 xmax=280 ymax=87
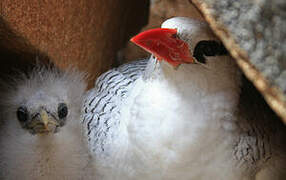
xmin=0 ymin=65 xmax=95 ymax=179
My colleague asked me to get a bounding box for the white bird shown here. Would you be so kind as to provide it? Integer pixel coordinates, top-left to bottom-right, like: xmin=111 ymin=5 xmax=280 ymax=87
xmin=0 ymin=65 xmax=95 ymax=179
xmin=82 ymin=17 xmax=286 ymax=180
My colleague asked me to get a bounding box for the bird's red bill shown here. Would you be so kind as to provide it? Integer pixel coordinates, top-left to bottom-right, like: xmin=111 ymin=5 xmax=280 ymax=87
xmin=130 ymin=28 xmax=195 ymax=67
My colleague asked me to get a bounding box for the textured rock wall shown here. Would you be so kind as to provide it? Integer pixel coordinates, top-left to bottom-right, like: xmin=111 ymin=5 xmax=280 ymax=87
xmin=192 ymin=0 xmax=286 ymax=122
xmin=0 ymin=0 xmax=149 ymax=87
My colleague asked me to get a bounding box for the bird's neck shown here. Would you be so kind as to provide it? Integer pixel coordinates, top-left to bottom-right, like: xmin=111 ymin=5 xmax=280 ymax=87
xmin=145 ymin=56 xmax=240 ymax=97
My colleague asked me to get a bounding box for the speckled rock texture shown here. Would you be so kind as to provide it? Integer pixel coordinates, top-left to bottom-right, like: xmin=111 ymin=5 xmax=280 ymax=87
xmin=192 ymin=0 xmax=286 ymax=123
xmin=0 ymin=0 xmax=149 ymax=87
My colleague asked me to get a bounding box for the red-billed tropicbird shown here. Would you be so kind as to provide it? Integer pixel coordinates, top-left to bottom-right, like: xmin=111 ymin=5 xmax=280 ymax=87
xmin=82 ymin=17 xmax=286 ymax=179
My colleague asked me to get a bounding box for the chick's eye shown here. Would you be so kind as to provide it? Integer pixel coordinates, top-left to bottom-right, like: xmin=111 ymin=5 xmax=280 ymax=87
xmin=58 ymin=103 xmax=68 ymax=119
xmin=193 ymin=40 xmax=228 ymax=64
xmin=17 ymin=106 xmax=28 ymax=122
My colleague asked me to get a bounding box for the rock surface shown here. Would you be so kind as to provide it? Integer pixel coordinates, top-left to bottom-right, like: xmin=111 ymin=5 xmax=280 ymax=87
xmin=0 ymin=0 xmax=149 ymax=87
xmin=192 ymin=0 xmax=286 ymax=123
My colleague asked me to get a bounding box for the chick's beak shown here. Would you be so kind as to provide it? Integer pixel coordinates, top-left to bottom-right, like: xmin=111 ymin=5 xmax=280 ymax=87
xmin=33 ymin=109 xmax=58 ymax=133
xmin=40 ymin=109 xmax=50 ymax=130
xmin=130 ymin=28 xmax=195 ymax=67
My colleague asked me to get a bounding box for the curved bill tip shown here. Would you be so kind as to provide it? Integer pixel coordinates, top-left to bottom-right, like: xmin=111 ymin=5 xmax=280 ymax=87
xmin=130 ymin=28 xmax=195 ymax=67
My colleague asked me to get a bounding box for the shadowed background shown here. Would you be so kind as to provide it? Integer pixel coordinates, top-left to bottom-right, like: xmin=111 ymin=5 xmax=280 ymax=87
xmin=0 ymin=0 xmax=149 ymax=87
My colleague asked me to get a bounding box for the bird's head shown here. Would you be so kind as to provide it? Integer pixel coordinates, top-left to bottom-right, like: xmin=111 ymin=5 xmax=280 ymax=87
xmin=4 ymin=66 xmax=87 ymax=135
xmin=16 ymin=93 xmax=67 ymax=135
xmin=131 ymin=17 xmax=229 ymax=68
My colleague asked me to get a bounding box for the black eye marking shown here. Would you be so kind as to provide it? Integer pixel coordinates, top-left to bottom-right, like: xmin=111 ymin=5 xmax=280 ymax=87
xmin=58 ymin=103 xmax=68 ymax=119
xmin=193 ymin=40 xmax=228 ymax=63
xmin=17 ymin=106 xmax=28 ymax=122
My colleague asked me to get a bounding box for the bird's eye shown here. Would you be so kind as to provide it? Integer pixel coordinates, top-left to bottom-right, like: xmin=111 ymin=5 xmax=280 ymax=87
xmin=58 ymin=103 xmax=68 ymax=119
xmin=193 ymin=40 xmax=228 ymax=63
xmin=17 ymin=106 xmax=28 ymax=122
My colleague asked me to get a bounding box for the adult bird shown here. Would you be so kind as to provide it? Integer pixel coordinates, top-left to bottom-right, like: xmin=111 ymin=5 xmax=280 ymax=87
xmin=0 ymin=65 xmax=95 ymax=179
xmin=82 ymin=17 xmax=286 ymax=180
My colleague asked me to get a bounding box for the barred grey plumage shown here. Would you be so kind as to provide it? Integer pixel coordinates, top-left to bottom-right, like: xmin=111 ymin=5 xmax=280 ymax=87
xmin=82 ymin=59 xmax=148 ymax=154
